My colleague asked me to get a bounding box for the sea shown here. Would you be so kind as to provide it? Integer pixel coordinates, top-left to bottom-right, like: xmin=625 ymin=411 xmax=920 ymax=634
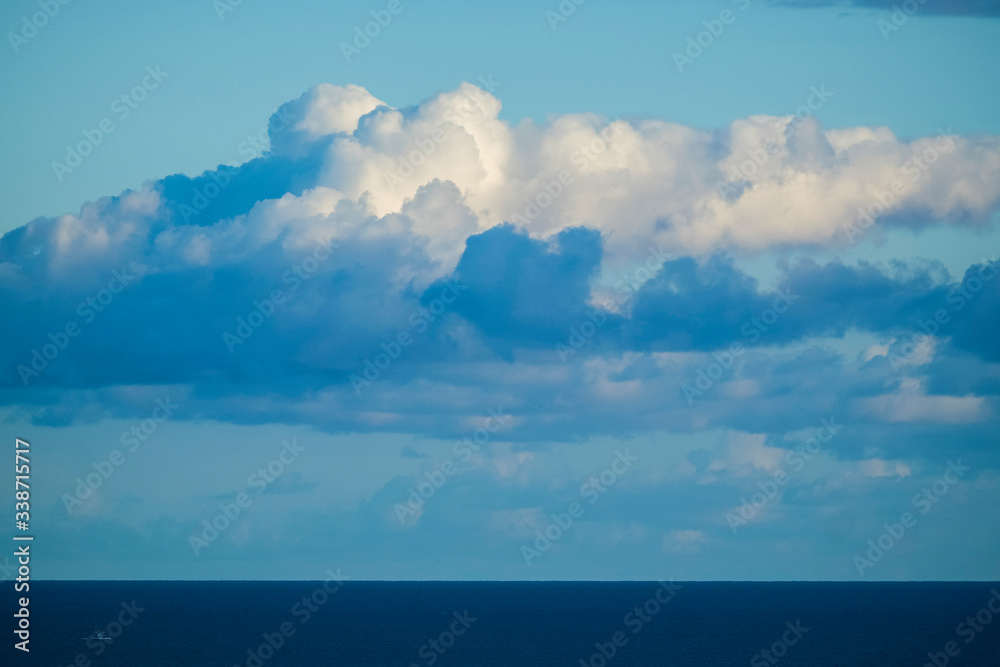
xmin=7 ymin=581 xmax=1000 ymax=666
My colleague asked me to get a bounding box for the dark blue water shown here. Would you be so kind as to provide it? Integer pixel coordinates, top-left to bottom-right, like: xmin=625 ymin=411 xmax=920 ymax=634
xmin=5 ymin=582 xmax=1000 ymax=666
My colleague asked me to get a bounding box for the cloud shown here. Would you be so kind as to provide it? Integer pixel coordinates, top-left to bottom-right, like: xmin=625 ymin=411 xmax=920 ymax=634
xmin=260 ymin=472 xmax=319 ymax=495
xmin=444 ymin=224 xmax=606 ymax=350
xmin=853 ymin=391 xmax=990 ymax=423
xmin=296 ymin=86 xmax=1000 ymax=256
xmin=858 ymin=459 xmax=912 ymax=477
xmin=662 ymin=529 xmax=708 ymax=554
xmin=708 ymin=432 xmax=788 ymax=474
xmin=3 ymin=223 xmax=998 ymax=444
xmin=1 ymin=83 xmax=999 ymax=446
xmin=7 ymin=81 xmax=1000 ymax=274
xmin=770 ymin=0 xmax=1000 ymax=17
xmin=400 ymin=445 xmax=427 ymax=459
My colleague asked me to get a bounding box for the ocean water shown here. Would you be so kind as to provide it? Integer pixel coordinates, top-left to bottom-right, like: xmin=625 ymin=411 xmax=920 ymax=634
xmin=8 ymin=581 xmax=1000 ymax=666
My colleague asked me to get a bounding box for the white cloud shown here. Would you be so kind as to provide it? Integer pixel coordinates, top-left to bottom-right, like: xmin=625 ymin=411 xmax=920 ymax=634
xmin=854 ymin=392 xmax=989 ymax=424
xmin=273 ymin=83 xmax=385 ymax=156
xmin=858 ymin=459 xmax=912 ymax=478
xmin=23 ymin=82 xmax=1000 ymax=302
xmin=273 ymin=83 xmax=1000 ymax=274
xmin=662 ymin=529 xmax=708 ymax=554
xmin=709 ymin=432 xmax=787 ymax=475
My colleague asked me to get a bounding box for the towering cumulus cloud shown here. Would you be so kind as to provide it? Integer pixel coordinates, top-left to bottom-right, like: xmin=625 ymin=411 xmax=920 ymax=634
xmin=2 ymin=83 xmax=999 ymax=443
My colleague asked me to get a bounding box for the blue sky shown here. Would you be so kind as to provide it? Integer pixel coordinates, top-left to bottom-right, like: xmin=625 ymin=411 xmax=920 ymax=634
xmin=1 ymin=0 xmax=999 ymax=581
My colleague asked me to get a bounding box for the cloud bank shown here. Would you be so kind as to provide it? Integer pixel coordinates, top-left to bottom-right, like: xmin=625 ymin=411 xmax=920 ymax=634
xmin=2 ymin=82 xmax=999 ymax=449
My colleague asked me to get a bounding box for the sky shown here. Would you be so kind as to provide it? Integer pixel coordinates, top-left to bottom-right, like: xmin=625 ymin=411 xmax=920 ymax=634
xmin=1 ymin=0 xmax=999 ymax=581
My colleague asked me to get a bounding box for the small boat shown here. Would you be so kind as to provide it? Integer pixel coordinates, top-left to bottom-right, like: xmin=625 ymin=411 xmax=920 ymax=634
xmin=82 ymin=630 xmax=111 ymax=641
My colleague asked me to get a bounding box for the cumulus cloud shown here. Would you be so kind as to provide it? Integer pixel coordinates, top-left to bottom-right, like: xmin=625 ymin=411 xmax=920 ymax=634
xmin=2 ymin=82 xmax=999 ymax=447
xmin=273 ymin=83 xmax=1000 ymax=261
xmin=140 ymin=82 xmax=1000 ymax=271
xmin=10 ymin=81 xmax=1000 ymax=273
